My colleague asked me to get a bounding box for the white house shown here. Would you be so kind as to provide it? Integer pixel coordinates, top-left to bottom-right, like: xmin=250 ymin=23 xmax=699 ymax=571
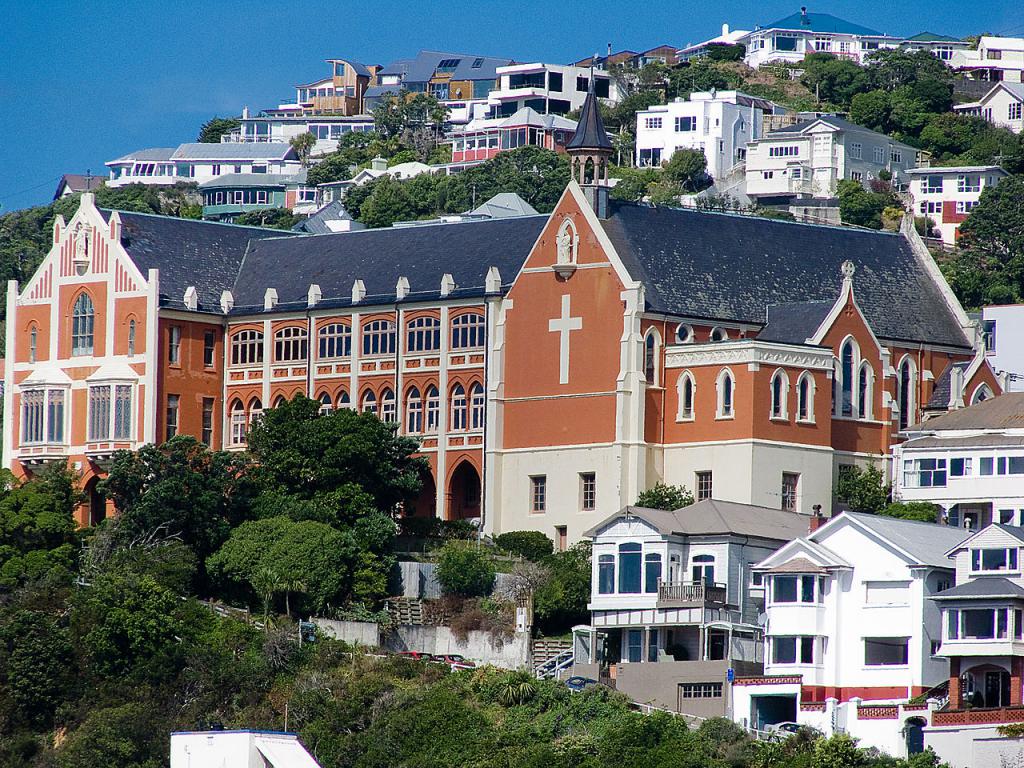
xmin=925 ymin=523 xmax=1024 ymax=768
xmin=107 ymin=143 xmax=302 ymax=187
xmin=170 ymin=730 xmax=320 ymax=768
xmin=981 ymin=306 xmax=1024 ymax=393
xmin=221 ymin=109 xmax=375 ymax=157
xmin=740 ymin=9 xmax=902 ymax=68
xmin=573 ymin=500 xmax=808 ymax=718
xmin=677 ymin=24 xmax=751 ymax=63
xmin=894 ymin=392 xmax=1024 ymax=533
xmin=732 ymin=512 xmax=966 ymax=758
xmin=487 ymin=63 xmax=621 ymax=117
xmin=954 ymin=83 xmax=1024 ymax=134
xmin=744 ymin=116 xmax=919 ymax=201
xmin=635 ymin=91 xmax=781 ymax=179
xmin=951 ymin=36 xmax=1024 ymax=84
xmin=905 ymin=166 xmax=1008 ymax=245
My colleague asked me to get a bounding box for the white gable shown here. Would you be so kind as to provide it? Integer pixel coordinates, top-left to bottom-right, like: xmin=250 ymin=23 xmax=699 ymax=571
xmin=593 ymin=516 xmax=663 ymax=541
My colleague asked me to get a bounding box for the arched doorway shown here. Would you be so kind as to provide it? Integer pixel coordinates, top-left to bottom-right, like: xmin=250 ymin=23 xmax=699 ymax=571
xmin=447 ymin=461 xmax=481 ymax=520
xmin=405 ymin=468 xmax=437 ymax=518
xmin=904 ymin=717 xmax=926 ymax=755
xmin=963 ymin=665 xmax=1011 ymax=708
xmin=85 ymin=477 xmax=107 ymax=527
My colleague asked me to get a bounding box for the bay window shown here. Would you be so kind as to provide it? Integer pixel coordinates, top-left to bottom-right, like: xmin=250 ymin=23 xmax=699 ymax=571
xmin=87 ymin=383 xmax=134 ymax=442
xmin=771 ymin=574 xmax=823 ymax=604
xmin=21 ymin=390 xmax=45 ymax=444
xmin=772 ymin=636 xmax=816 ymax=664
xmin=948 ymin=608 xmax=1012 ymax=640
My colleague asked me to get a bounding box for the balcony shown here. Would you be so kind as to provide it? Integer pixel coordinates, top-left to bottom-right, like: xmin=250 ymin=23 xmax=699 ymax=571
xmin=16 ymin=443 xmax=70 ymax=467
xmin=657 ymin=580 xmax=727 ymax=609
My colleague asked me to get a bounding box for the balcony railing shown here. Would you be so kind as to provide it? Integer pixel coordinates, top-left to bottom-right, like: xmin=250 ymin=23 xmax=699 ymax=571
xmin=657 ymin=580 xmax=728 ymax=608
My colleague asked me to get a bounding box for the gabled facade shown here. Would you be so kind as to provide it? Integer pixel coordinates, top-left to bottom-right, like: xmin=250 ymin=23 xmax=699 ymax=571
xmin=906 ymin=166 xmax=1008 ymax=245
xmin=275 ymin=58 xmax=377 ymax=116
xmin=954 ymin=82 xmax=1024 ymax=134
xmin=573 ymin=500 xmax=808 ymax=716
xmin=745 ymin=116 xmax=920 ymax=201
xmin=449 ymin=108 xmax=576 ymax=165
xmin=732 ymin=512 xmax=966 ymax=757
xmin=951 ymin=36 xmax=1024 ymax=84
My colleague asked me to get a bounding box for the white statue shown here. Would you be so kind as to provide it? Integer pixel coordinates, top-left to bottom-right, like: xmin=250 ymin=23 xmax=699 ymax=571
xmin=556 ymin=222 xmax=574 ymax=265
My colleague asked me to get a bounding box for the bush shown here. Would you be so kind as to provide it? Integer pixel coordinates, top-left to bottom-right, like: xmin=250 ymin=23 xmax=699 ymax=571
xmin=494 ymin=531 xmax=554 ymax=561
xmin=435 ymin=543 xmax=496 ymax=597
xmin=879 ymin=501 xmax=940 ymax=523
xmin=636 ymin=483 xmax=694 ymax=511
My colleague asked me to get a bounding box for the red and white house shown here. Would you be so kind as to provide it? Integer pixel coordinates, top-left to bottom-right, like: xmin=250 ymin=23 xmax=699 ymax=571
xmin=906 ymin=166 xmax=1008 ymax=245
xmin=449 ymin=107 xmax=576 ymax=165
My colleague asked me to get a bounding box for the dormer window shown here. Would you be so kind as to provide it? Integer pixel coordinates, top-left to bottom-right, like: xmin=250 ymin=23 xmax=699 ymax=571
xmin=971 ymin=547 xmax=1019 ymax=573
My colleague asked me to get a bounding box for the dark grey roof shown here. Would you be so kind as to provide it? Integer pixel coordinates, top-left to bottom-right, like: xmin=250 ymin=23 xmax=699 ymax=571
xmin=758 ymin=301 xmax=834 ymax=344
xmin=566 ymin=89 xmax=612 ymax=151
xmin=585 ymin=499 xmax=809 ymax=541
xmin=294 ymin=200 xmax=354 ymax=234
xmin=171 ymin=143 xmax=297 ymax=160
xmin=932 ymin=577 xmax=1024 ymax=601
xmin=364 ymin=85 xmax=400 ymax=99
xmin=380 ymin=50 xmax=514 ymax=84
xmin=926 ymin=361 xmax=970 ymax=408
xmin=230 ymin=215 xmax=548 ymax=313
xmin=911 ymin=393 xmax=1024 ymax=432
xmin=903 ymin=434 xmax=1024 ymax=450
xmin=601 ymin=203 xmax=971 ymax=349
xmin=767 ymin=116 xmax=912 ymax=148
xmin=54 ymin=174 xmax=104 ymax=198
xmin=110 ymin=147 xmax=176 ymax=163
xmin=100 ymin=210 xmax=296 ymax=312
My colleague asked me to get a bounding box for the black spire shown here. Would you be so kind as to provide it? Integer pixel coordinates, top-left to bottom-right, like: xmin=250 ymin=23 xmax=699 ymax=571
xmin=566 ymin=87 xmax=612 ymax=152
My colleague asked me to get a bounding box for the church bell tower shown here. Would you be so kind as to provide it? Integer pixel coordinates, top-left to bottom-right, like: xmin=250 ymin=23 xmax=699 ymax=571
xmin=566 ymin=83 xmax=614 ymax=219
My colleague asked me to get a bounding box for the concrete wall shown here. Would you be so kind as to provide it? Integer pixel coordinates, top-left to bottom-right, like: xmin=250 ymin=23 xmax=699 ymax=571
xmin=384 ymin=625 xmax=531 ymax=669
xmin=313 ymin=619 xmax=381 ymax=646
xmin=926 ymin=723 xmax=1024 ymax=768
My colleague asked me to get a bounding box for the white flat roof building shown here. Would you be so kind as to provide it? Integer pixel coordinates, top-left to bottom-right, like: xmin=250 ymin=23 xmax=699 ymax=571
xmin=107 ymin=143 xmax=302 ymax=187
xmin=488 ymin=63 xmax=621 ymax=117
xmin=951 ymin=36 xmax=1024 ymax=83
xmin=981 ymin=305 xmax=1024 ymax=393
xmin=170 ymin=731 xmax=320 ymax=768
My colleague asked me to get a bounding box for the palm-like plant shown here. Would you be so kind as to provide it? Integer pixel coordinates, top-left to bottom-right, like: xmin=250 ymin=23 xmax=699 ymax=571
xmin=250 ymin=566 xmax=284 ymax=626
xmin=497 ymin=672 xmax=537 ymax=706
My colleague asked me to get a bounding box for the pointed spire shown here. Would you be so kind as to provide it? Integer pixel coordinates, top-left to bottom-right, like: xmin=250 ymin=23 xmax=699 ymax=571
xmin=566 ymin=87 xmax=612 ymax=152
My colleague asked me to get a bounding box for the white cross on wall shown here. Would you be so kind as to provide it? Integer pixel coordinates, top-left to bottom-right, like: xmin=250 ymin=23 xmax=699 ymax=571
xmin=548 ymin=293 xmax=582 ymax=385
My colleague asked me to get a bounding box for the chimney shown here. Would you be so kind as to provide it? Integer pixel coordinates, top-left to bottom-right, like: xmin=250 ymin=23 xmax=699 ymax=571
xmin=801 ymin=6 xmax=810 ymax=26
xmin=722 ymin=23 xmax=730 ymax=36
xmin=607 ymin=42 xmax=612 ymax=56
xmin=371 ymin=156 xmax=387 ymax=172
xmin=808 ymin=504 xmax=828 ymax=533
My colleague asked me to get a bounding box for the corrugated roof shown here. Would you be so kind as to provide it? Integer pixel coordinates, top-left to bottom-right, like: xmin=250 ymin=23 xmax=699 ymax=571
xmin=932 ymin=577 xmax=1024 ymax=600
xmin=601 ymin=202 xmax=971 ymax=348
xmin=229 ymin=215 xmax=548 ymax=312
xmin=911 ymin=393 xmax=1024 ymax=432
xmin=171 ymin=143 xmax=297 ymax=160
xmin=760 ymin=11 xmax=887 ymax=37
xmin=839 ymin=512 xmax=967 ymax=568
xmin=294 ymin=200 xmax=355 ymax=234
xmin=586 ymin=499 xmax=810 ymax=541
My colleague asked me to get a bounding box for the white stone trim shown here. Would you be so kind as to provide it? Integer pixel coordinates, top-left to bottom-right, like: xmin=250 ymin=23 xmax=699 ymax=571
xmin=666 ymin=340 xmax=834 ymax=370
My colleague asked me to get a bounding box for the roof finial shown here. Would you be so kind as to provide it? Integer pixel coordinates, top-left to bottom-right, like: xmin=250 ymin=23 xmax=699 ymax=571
xmin=841 ymin=260 xmax=856 ymax=281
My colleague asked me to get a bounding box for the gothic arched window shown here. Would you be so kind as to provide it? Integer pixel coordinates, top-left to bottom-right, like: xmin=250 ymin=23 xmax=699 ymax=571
xmin=72 ymin=293 xmax=95 ymax=356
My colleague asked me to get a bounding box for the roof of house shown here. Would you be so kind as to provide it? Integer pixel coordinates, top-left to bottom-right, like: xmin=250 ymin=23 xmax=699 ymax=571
xmin=905 ymin=31 xmax=963 ymax=43
xmin=99 ymin=209 xmax=296 ymax=312
xmin=758 ymin=11 xmax=888 ymax=37
xmin=833 ymin=512 xmax=968 ymax=569
xmin=600 ymin=202 xmax=971 ymax=348
xmin=54 ymin=174 xmax=105 ymax=198
xmin=109 ymin=148 xmax=177 ymax=163
xmin=585 ymin=499 xmax=810 ymax=541
xmin=764 ymin=556 xmax=829 ymax=574
xmin=294 ymin=200 xmax=355 ymax=234
xmin=758 ymin=300 xmax=834 ymax=344
xmin=906 ymin=166 xmax=1007 ymax=175
xmin=566 ymin=89 xmax=612 ymax=152
xmin=198 ymin=172 xmax=307 ymax=190
xmin=903 ymin=434 xmax=1024 ymax=450
xmin=909 ymin=393 xmax=1024 ymax=432
xmin=926 ymin=361 xmax=971 ymax=409
xmin=469 ymin=192 xmax=538 ymax=218
xmin=170 ymin=143 xmax=297 ymax=161
xmin=380 ymin=50 xmax=515 ymax=84
xmin=932 ymin=576 xmax=1024 ymax=600
xmin=229 ymin=215 xmax=548 ymax=313
xmin=766 ymin=115 xmax=914 ymax=147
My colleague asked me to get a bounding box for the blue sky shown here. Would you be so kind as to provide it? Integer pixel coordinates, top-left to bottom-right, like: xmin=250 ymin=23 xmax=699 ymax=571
xmin=2 ymin=0 xmax=1021 ymax=211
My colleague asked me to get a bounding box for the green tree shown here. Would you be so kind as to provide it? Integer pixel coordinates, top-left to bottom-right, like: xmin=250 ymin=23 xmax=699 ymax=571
xmin=435 ymin=543 xmax=496 ymax=597
xmin=849 ymin=90 xmax=891 ymax=132
xmin=661 ymin=149 xmax=711 ymax=193
xmin=56 ymin=702 xmax=166 ymax=768
xmin=359 ymin=175 xmax=417 ymax=227
xmin=637 ymin=482 xmax=695 ymax=511
xmin=0 ymin=610 xmax=75 ymax=727
xmin=864 ymin=48 xmax=953 ymax=94
xmin=198 ymin=116 xmax=242 ymax=143
xmin=834 ymin=464 xmax=890 ymax=514
xmin=494 ymin=531 xmax=554 ymax=561
xmin=879 ymin=501 xmax=940 ymax=523
xmin=290 ymin=132 xmax=316 ymax=168
xmin=918 ymin=113 xmax=989 ymax=160
xmin=533 ymin=541 xmax=592 ymax=634
xmin=100 ymin=436 xmax=255 ymax=580
xmin=800 ymin=53 xmax=871 ymax=108
xmin=306 ymin=131 xmax=377 ymax=186
xmin=837 ymin=179 xmax=896 ymax=230
xmin=234 ymin=208 xmax=302 ymax=230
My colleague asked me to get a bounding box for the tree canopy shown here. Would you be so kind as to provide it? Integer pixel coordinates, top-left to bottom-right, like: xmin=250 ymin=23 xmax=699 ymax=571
xmin=197 ymin=116 xmax=242 ymax=144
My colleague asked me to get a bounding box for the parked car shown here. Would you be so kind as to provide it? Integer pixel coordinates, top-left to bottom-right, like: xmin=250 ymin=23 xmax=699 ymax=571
xmin=435 ymin=654 xmax=476 ymax=670
xmin=397 ymin=651 xmax=437 ymax=662
xmin=765 ymin=722 xmax=801 ymax=738
xmin=565 ymin=676 xmax=599 ymax=692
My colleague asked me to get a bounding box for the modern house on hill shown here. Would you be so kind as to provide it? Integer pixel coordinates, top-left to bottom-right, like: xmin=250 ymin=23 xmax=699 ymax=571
xmin=740 ymin=9 xmax=903 ymax=68
xmin=906 ymin=166 xmax=1007 ymax=245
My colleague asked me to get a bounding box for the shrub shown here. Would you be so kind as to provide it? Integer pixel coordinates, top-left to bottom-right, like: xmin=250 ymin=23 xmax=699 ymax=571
xmin=435 ymin=543 xmax=496 ymax=597
xmin=494 ymin=531 xmax=554 ymax=561
xmin=636 ymin=483 xmax=694 ymax=511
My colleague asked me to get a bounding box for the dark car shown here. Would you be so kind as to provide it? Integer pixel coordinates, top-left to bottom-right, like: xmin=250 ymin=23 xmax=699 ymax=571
xmin=565 ymin=676 xmax=599 ymax=692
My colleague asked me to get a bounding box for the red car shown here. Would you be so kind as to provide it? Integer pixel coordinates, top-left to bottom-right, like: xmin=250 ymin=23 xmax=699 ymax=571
xmin=435 ymin=654 xmax=476 ymax=670
xmin=397 ymin=651 xmax=437 ymax=662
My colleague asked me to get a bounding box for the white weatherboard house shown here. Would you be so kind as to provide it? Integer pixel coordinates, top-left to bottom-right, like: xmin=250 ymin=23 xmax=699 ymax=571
xmin=170 ymin=731 xmax=320 ymax=768
xmin=951 ymin=36 xmax=1024 ymax=84
xmin=905 ymin=166 xmax=1007 ymax=246
xmin=732 ymin=512 xmax=966 ymax=759
xmin=572 ymin=500 xmax=808 ymax=719
xmin=107 ymin=143 xmax=302 ymax=187
xmin=955 ymin=83 xmax=1024 ymax=135
xmin=981 ymin=306 xmax=1024 ymax=393
xmin=739 ymin=10 xmax=902 ymax=68
xmin=926 ymin=523 xmax=1024 ymax=768
xmin=894 ymin=392 xmax=1024 ymax=532
xmin=744 ymin=116 xmax=918 ymax=202
xmin=634 ymin=90 xmax=780 ymax=180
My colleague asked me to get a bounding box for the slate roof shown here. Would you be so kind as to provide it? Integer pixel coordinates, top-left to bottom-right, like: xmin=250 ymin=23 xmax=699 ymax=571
xmin=838 ymin=512 xmax=967 ymax=569
xmin=926 ymin=361 xmax=970 ymax=408
xmin=932 ymin=577 xmax=1024 ymax=600
xmin=171 ymin=143 xmax=296 ymax=160
xmin=99 ymin=210 xmax=296 ymax=312
xmin=758 ymin=300 xmax=834 ymax=344
xmin=909 ymin=393 xmax=1024 ymax=432
xmin=110 ymin=148 xmax=176 ymax=163
xmin=585 ymin=499 xmax=809 ymax=541
xmin=767 ymin=116 xmax=914 ymax=149
xmin=229 ymin=215 xmax=548 ymax=313
xmin=566 ymin=89 xmax=612 ymax=151
xmin=601 ymin=202 xmax=971 ymax=349
xmin=294 ymin=200 xmax=355 ymax=234
xmin=760 ymin=11 xmax=888 ymax=37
